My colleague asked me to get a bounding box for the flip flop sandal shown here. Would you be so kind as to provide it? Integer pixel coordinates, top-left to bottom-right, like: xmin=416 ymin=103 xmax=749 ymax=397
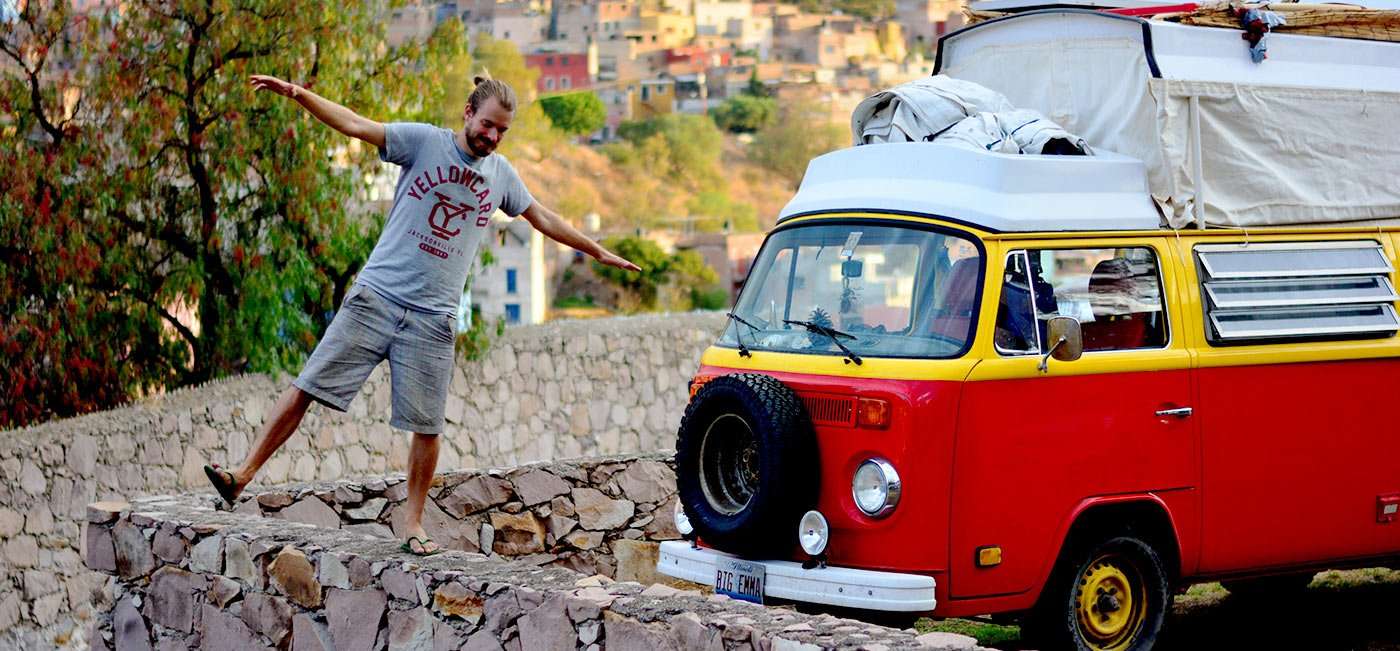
xmin=400 ymin=536 xmax=444 ymax=557
xmin=203 ymin=464 xmax=241 ymax=506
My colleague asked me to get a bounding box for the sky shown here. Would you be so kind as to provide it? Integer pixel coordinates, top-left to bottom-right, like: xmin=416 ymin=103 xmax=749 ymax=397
xmin=0 ymin=0 xmax=16 ymax=24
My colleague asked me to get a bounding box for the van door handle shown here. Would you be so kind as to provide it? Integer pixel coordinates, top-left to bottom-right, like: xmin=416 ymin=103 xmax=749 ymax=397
xmin=1155 ymin=407 xmax=1193 ymax=419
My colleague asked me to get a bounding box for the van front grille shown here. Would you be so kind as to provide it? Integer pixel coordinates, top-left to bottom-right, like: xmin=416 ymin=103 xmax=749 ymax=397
xmin=800 ymin=393 xmax=856 ymax=427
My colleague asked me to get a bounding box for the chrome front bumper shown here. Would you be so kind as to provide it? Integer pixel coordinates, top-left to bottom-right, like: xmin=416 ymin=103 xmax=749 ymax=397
xmin=656 ymin=540 xmax=937 ymax=612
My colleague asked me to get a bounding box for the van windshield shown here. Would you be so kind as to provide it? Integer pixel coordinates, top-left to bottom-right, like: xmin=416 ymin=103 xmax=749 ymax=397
xmin=720 ymin=223 xmax=982 ymax=359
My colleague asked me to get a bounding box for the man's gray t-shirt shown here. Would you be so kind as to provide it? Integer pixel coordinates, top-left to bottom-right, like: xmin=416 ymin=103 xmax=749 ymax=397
xmin=356 ymin=122 xmax=534 ymax=315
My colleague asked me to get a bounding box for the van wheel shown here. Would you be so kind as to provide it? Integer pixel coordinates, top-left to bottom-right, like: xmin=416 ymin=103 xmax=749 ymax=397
xmin=1028 ymin=536 xmax=1169 ymax=651
xmin=1221 ymin=573 xmax=1314 ymax=599
xmin=675 ymin=373 xmax=818 ymax=558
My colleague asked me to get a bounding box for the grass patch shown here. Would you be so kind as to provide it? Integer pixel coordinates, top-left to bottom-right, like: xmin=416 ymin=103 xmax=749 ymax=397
xmin=915 ymin=617 xmax=1021 ymax=647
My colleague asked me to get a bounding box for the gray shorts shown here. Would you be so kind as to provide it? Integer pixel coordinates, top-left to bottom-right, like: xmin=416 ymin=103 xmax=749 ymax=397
xmin=293 ymin=283 xmax=456 ymax=435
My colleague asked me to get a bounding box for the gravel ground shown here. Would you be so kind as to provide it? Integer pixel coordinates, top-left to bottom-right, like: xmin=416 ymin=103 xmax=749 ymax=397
xmin=919 ymin=568 xmax=1400 ymax=650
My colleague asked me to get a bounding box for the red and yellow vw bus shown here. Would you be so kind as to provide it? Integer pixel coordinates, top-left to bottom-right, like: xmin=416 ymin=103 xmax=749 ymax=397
xmin=655 ymin=142 xmax=1400 ymax=650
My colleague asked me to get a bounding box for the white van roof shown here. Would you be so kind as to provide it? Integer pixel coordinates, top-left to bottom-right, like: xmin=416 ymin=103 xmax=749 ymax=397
xmin=777 ymin=142 xmax=1163 ymax=232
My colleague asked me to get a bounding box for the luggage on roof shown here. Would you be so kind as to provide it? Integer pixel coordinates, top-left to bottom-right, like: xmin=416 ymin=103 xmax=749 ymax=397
xmin=937 ymin=8 xmax=1400 ymax=229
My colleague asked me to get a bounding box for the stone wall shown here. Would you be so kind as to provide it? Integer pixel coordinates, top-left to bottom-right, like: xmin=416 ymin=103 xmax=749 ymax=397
xmin=80 ymin=491 xmax=974 ymax=651
xmin=227 ymin=455 xmax=683 ymax=580
xmin=0 ymin=312 xmax=726 ymax=648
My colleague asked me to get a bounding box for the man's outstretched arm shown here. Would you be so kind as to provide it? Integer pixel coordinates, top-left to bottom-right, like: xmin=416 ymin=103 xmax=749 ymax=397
xmin=250 ymin=75 xmax=385 ymax=149
xmin=520 ymin=202 xmax=641 ymax=272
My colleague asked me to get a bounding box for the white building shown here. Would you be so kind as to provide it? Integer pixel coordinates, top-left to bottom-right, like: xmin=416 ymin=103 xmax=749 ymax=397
xmin=465 ymin=215 xmax=549 ymax=328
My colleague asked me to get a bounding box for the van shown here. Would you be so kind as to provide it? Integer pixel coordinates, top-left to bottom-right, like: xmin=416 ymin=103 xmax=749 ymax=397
xmin=655 ymin=9 xmax=1400 ymax=650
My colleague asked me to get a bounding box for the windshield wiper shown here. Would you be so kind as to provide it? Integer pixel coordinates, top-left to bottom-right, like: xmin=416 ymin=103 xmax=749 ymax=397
xmin=784 ymin=319 xmax=863 ymax=365
xmin=726 ymin=312 xmax=761 ymax=358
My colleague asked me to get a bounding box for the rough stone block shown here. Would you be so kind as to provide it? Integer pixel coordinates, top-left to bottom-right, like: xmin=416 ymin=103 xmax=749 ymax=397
xmin=317 ymin=553 xmax=352 ymax=590
xmin=387 ymin=607 xmax=434 ymax=651
xmin=224 ymin=537 xmax=261 ymax=589
xmin=439 ymin=476 xmax=513 ymax=518
xmin=113 ymin=597 xmax=152 ymax=651
xmin=511 ymin=470 xmax=571 ymax=506
xmin=152 ymin=526 xmax=187 ymax=565
xmin=326 ymin=588 xmax=388 ymax=651
xmin=603 ymin=613 xmax=679 ymax=651
xmin=85 ymin=525 xmax=117 ymax=572
xmin=344 ymin=498 xmax=387 ymax=521
xmin=572 ymin=488 xmax=634 ymax=531
xmin=488 ymin=512 xmax=546 ymax=556
xmin=915 ymin=631 xmax=980 ymax=650
xmin=241 ymin=593 xmax=294 ymax=646
xmin=382 ymin=567 xmax=425 ymax=605
xmin=613 ymin=540 xmax=662 ymax=585
xmin=113 ymin=520 xmax=156 ymax=580
xmin=146 ymin=567 xmax=204 ymax=633
xmin=190 ymin=535 xmax=223 ymax=574
xmin=269 ymin=546 xmax=323 ymax=608
xmin=200 ymin=603 xmax=271 ymax=651
xmin=257 ymin=491 xmax=295 ymax=509
xmin=208 ymin=575 xmax=242 ymax=608
xmin=279 ymin=497 xmax=341 ymax=530
xmin=517 ymin=594 xmax=576 ymax=650
xmin=432 ymin=582 xmax=484 ymax=622
xmin=614 ymin=460 xmax=676 ymax=505
xmin=292 ymin=613 xmax=335 ymax=651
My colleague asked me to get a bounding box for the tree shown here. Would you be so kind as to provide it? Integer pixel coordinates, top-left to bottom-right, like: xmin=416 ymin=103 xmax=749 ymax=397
xmin=539 ymin=91 xmax=607 ymax=136
xmin=0 ymin=2 xmax=465 ymax=427
xmin=710 ymin=94 xmax=777 ymax=133
xmin=591 ymin=236 xmax=724 ymax=312
xmin=591 ymin=236 xmax=675 ymax=311
xmin=617 ymin=114 xmax=724 ymax=189
xmin=749 ymin=98 xmax=848 ymax=188
xmin=745 ymin=68 xmax=768 ymax=98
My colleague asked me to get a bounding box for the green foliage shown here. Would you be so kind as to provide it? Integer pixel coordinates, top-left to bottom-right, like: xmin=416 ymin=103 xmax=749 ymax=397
xmin=781 ymin=0 xmax=895 ymax=19
xmin=553 ymin=294 xmax=596 ymax=308
xmin=591 ymin=237 xmax=724 ymax=312
xmin=539 ymin=92 xmax=607 ymax=136
xmin=454 ymin=306 xmax=505 ymax=362
xmin=616 ymin=114 xmax=724 ymax=188
xmin=686 ymin=191 xmax=759 ymax=233
xmin=745 ymin=68 xmax=769 ymax=97
xmin=710 ymin=95 xmax=776 ymax=134
xmin=0 ymin=1 xmax=465 ymax=427
xmin=749 ymin=98 xmax=848 ymax=188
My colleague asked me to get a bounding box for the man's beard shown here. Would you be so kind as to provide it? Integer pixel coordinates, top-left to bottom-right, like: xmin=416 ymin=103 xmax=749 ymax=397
xmin=466 ymin=133 xmax=495 ymax=157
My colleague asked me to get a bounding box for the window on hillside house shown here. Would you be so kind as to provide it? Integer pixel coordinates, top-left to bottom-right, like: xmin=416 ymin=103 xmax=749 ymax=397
xmin=506 ymin=268 xmax=518 ymax=294
xmin=505 ymin=304 xmax=522 ymax=324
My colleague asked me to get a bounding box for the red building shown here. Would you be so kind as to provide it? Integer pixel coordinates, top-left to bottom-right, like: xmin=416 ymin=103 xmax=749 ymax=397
xmin=526 ymin=52 xmax=591 ymax=93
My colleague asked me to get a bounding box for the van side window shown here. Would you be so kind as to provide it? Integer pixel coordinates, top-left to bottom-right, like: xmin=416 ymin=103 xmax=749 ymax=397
xmin=1196 ymin=241 xmax=1399 ymax=343
xmin=995 ymin=247 xmax=1168 ymax=355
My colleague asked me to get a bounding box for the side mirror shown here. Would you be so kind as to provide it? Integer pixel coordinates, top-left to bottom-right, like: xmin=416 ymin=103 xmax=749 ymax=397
xmin=1038 ymin=316 xmax=1083 ymax=373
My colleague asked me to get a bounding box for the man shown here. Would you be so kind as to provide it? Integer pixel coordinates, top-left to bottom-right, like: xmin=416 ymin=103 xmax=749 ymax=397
xmin=204 ymin=74 xmax=639 ymax=555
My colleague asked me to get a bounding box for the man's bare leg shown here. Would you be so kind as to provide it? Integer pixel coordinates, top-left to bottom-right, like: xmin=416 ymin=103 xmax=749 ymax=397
xmin=402 ymin=432 xmax=442 ymax=553
xmin=226 ymin=385 xmax=315 ymax=496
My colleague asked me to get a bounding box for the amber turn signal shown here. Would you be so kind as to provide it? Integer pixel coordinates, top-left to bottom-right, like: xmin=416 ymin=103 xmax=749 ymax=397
xmin=856 ymin=398 xmax=891 ymax=429
xmin=976 ymin=546 xmax=1003 ymax=568
xmin=688 ymin=375 xmax=715 ymax=399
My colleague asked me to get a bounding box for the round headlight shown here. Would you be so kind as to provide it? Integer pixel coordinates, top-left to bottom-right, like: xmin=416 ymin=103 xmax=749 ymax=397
xmin=673 ymin=500 xmax=694 ymax=536
xmin=798 ymin=510 xmax=830 ymax=556
xmin=852 ymin=458 xmax=901 ymax=518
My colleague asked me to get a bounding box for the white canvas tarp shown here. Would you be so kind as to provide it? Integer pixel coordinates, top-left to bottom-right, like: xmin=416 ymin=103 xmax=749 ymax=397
xmin=938 ymin=10 xmax=1400 ymax=228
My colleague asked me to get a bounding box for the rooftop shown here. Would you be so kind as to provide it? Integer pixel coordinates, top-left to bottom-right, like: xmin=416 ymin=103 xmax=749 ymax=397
xmin=779 ymin=143 xmax=1162 ymax=232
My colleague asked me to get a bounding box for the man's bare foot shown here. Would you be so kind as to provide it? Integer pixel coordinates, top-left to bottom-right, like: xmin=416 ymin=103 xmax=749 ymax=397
xmin=401 ymin=525 xmax=442 ymax=556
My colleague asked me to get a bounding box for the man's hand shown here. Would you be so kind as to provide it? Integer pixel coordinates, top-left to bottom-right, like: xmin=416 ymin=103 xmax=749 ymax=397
xmin=249 ymin=74 xmax=299 ymax=98
xmin=595 ymin=249 xmax=642 ymax=273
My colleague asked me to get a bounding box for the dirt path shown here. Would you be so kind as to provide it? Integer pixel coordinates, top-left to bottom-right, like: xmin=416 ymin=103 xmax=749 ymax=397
xmin=919 ymin=569 xmax=1400 ymax=650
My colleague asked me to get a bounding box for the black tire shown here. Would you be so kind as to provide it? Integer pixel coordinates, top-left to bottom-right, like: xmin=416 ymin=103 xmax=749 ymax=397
xmin=1027 ymin=536 xmax=1170 ymax=651
xmin=1221 ymin=573 xmax=1314 ymax=599
xmin=675 ymin=373 xmax=818 ymax=558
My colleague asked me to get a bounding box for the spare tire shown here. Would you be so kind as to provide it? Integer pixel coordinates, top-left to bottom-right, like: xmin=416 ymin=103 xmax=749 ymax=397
xmin=675 ymin=373 xmax=819 ymax=558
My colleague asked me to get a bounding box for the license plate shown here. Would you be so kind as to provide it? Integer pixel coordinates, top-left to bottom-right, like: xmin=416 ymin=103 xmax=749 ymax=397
xmin=714 ymin=557 xmax=766 ymax=604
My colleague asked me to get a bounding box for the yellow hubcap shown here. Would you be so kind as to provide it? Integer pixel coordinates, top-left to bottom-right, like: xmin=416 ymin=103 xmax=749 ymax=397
xmin=1075 ymin=557 xmax=1146 ymax=650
